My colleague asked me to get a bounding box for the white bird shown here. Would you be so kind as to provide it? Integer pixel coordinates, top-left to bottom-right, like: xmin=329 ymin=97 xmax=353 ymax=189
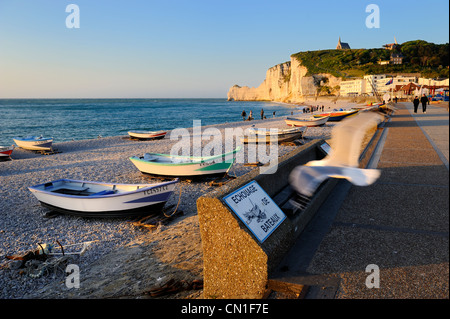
xmin=289 ymin=111 xmax=384 ymax=198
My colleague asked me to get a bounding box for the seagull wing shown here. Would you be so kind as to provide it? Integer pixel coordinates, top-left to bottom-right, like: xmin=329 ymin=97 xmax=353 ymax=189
xmin=289 ymin=165 xmax=381 ymax=197
xmin=340 ymin=166 xmax=381 ymax=186
xmin=289 ymin=111 xmax=383 ymax=197
xmin=289 ymin=165 xmax=337 ymax=197
xmin=326 ymin=112 xmax=383 ymax=167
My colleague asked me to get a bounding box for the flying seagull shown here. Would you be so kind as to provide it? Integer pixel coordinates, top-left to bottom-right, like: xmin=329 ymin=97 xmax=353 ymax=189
xmin=289 ymin=111 xmax=384 ymax=199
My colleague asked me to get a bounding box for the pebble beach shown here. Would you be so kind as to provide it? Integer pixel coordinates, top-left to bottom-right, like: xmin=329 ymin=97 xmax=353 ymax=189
xmin=0 ymin=105 xmax=350 ymax=299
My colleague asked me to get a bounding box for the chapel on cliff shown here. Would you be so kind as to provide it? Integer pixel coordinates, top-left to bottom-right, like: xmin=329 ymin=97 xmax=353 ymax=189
xmin=336 ymin=37 xmax=351 ymax=50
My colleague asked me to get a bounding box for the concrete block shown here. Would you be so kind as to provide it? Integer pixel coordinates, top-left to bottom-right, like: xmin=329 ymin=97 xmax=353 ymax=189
xmin=197 ymin=139 xmax=336 ymax=298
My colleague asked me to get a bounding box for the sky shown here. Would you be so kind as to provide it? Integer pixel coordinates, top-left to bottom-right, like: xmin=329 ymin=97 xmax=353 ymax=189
xmin=0 ymin=0 xmax=448 ymax=98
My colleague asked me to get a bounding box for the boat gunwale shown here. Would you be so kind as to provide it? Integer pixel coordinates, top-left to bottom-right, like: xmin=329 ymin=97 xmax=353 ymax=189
xmin=128 ymin=130 xmax=167 ymax=134
xmin=127 ymin=130 xmax=167 ymax=137
xmin=28 ymin=178 xmax=179 ymax=199
xmin=13 ymin=136 xmax=53 ymax=142
xmin=285 ymin=115 xmax=330 ymax=122
xmin=247 ymin=127 xmax=306 ymax=136
xmin=130 ymin=156 xmax=237 ymax=167
xmin=130 ymin=146 xmax=241 ymax=166
xmin=313 ymin=109 xmax=359 ymax=118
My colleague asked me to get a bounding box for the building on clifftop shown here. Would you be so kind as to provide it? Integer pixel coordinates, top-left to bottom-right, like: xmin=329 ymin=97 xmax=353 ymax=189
xmin=336 ymin=37 xmax=350 ymax=50
xmin=383 ymin=37 xmax=399 ymax=50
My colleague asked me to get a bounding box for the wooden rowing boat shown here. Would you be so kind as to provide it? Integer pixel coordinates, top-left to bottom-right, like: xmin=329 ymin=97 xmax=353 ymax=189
xmin=129 ymin=147 xmax=241 ymax=177
xmin=28 ymin=178 xmax=179 ymax=217
xmin=0 ymin=145 xmax=14 ymax=159
xmin=285 ymin=116 xmax=330 ymax=127
xmin=13 ymin=136 xmax=54 ymax=151
xmin=240 ymin=127 xmax=306 ymax=144
xmin=127 ymin=130 xmax=167 ymax=140
xmin=313 ymin=109 xmax=359 ymax=121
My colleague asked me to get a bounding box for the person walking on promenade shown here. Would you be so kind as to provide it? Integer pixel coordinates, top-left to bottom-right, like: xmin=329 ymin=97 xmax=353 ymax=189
xmin=413 ymin=96 xmax=420 ymax=113
xmin=420 ymin=94 xmax=429 ymax=113
xmin=241 ymin=110 xmax=246 ymax=121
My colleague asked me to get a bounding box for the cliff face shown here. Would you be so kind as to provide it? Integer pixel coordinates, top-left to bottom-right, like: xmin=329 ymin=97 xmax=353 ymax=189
xmin=227 ymin=56 xmax=340 ymax=102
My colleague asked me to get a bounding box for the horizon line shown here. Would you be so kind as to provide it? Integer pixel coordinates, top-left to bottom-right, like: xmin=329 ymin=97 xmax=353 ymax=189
xmin=0 ymin=97 xmax=229 ymax=100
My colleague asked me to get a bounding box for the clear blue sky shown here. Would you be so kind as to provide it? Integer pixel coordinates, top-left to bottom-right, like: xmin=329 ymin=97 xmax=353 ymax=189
xmin=0 ymin=0 xmax=448 ymax=98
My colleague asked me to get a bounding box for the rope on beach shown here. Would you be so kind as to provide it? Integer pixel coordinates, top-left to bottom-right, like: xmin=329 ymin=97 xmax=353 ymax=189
xmin=164 ymin=183 xmax=183 ymax=218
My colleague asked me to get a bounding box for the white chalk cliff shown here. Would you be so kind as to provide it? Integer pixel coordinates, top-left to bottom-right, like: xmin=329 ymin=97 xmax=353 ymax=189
xmin=227 ymin=55 xmax=341 ymax=102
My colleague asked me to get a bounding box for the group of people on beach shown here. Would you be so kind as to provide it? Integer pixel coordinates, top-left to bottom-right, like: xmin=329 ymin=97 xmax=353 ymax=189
xmin=241 ymin=104 xmax=327 ymax=120
xmin=413 ymin=94 xmax=429 ymax=113
xmin=303 ymin=105 xmax=324 ymax=114
xmin=241 ymin=109 xmax=275 ymax=121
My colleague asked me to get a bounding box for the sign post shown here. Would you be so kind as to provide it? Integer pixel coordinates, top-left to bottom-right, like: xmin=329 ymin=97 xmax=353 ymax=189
xmin=223 ymin=181 xmax=286 ymax=243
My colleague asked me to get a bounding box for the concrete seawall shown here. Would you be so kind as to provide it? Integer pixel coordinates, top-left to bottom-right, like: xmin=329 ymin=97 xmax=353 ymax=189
xmin=197 ymin=140 xmax=338 ymax=298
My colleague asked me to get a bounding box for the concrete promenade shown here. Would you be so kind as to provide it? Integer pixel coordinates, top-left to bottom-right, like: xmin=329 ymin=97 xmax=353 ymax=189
xmin=272 ymin=102 xmax=449 ymax=298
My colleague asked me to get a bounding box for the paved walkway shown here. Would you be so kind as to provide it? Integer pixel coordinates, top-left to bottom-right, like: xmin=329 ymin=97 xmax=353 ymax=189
xmin=273 ymin=102 xmax=449 ymax=298
xmin=407 ymin=102 xmax=449 ymax=170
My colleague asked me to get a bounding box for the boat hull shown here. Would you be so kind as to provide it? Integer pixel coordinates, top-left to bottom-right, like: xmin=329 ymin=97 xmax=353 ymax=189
xmin=241 ymin=127 xmax=306 ymax=144
xmin=130 ymin=156 xmax=235 ymax=177
xmin=241 ymin=133 xmax=301 ymax=143
xmin=128 ymin=131 xmax=167 ymax=140
xmin=38 ymin=201 xmax=168 ymax=218
xmin=314 ymin=110 xmax=358 ymax=122
xmin=13 ymin=137 xmax=53 ymax=151
xmin=129 ymin=147 xmax=240 ymax=177
xmin=0 ymin=145 xmax=14 ymax=158
xmin=28 ymin=179 xmax=178 ymax=217
xmin=285 ymin=116 xmax=329 ymax=127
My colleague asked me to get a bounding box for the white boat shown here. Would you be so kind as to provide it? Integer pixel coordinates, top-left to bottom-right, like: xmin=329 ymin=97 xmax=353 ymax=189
xmin=129 ymin=147 xmax=241 ymax=177
xmin=13 ymin=136 xmax=53 ymax=151
xmin=28 ymin=178 xmax=179 ymax=217
xmin=0 ymin=145 xmax=14 ymax=159
xmin=128 ymin=130 xmax=167 ymax=140
xmin=240 ymin=127 xmax=307 ymax=144
xmin=313 ymin=109 xmax=359 ymax=122
xmin=285 ymin=116 xmax=330 ymax=127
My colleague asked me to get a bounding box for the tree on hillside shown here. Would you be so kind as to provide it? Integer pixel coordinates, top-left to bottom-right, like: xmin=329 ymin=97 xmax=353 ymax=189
xmin=400 ymin=40 xmax=449 ymax=67
xmin=291 ymin=40 xmax=449 ymax=79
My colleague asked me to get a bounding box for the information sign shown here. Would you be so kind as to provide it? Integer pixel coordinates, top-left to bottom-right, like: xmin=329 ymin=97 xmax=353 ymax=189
xmin=223 ymin=181 xmax=286 ymax=243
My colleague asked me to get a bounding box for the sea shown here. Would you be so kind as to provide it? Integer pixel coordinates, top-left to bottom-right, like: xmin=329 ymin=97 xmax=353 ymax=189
xmin=0 ymin=99 xmax=301 ymax=146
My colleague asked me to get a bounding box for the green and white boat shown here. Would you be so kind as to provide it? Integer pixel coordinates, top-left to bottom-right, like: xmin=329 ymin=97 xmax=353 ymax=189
xmin=129 ymin=147 xmax=241 ymax=177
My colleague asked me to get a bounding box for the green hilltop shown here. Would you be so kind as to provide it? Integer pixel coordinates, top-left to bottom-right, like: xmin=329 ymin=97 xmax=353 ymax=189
xmin=291 ymin=40 xmax=449 ymax=79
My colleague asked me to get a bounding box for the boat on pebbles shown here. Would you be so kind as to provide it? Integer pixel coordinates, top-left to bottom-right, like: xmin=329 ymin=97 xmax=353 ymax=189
xmin=0 ymin=145 xmax=14 ymax=159
xmin=240 ymin=127 xmax=306 ymax=144
xmin=13 ymin=136 xmax=54 ymax=151
xmin=285 ymin=116 xmax=330 ymax=127
xmin=127 ymin=130 xmax=167 ymax=140
xmin=129 ymin=147 xmax=241 ymax=177
xmin=313 ymin=109 xmax=359 ymax=122
xmin=28 ymin=178 xmax=179 ymax=217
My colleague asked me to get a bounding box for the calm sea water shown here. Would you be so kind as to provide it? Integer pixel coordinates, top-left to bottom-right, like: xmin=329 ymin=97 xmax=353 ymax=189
xmin=0 ymin=99 xmax=299 ymax=146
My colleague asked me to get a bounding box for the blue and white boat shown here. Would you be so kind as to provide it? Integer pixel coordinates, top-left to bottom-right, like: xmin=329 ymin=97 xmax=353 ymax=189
xmin=13 ymin=136 xmax=54 ymax=151
xmin=28 ymin=178 xmax=179 ymax=217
